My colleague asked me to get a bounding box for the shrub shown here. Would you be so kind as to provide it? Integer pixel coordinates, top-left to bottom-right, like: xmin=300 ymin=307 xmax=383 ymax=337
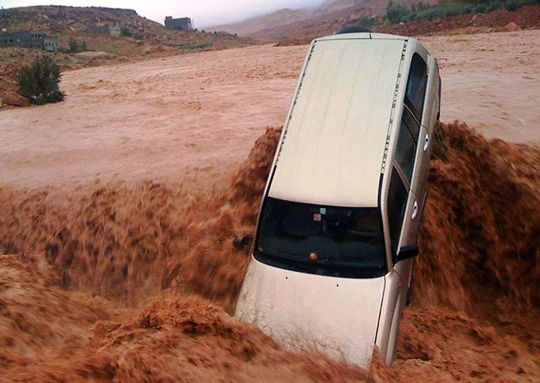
xmin=475 ymin=3 xmax=488 ymax=12
xmin=357 ymin=14 xmax=375 ymax=28
xmin=386 ymin=1 xmax=412 ymax=24
xmin=486 ymin=0 xmax=503 ymax=12
xmin=444 ymin=7 xmax=461 ymax=17
xmin=68 ymin=37 xmax=78 ymax=53
xmin=505 ymin=0 xmax=518 ymax=10
xmin=121 ymin=28 xmax=133 ymax=37
xmin=68 ymin=37 xmax=87 ymax=53
xmin=516 ymin=0 xmax=538 ymax=7
xmin=461 ymin=5 xmax=474 ymax=14
xmin=18 ymin=55 xmax=65 ymax=105
xmin=178 ymin=40 xmax=213 ymax=50
xmin=417 ymin=7 xmax=446 ymax=20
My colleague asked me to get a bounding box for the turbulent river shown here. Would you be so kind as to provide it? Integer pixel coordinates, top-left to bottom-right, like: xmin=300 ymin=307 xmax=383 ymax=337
xmin=1 ymin=122 xmax=539 ymax=382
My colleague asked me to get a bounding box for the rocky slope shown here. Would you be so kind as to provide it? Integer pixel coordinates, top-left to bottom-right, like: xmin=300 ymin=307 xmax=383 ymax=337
xmin=1 ymin=6 xmax=156 ymax=34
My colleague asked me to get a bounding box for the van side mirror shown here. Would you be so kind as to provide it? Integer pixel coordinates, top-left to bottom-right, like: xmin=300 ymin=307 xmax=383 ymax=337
xmin=396 ymin=245 xmax=419 ymax=262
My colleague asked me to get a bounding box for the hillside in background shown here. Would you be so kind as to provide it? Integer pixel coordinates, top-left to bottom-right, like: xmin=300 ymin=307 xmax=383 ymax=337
xmin=0 ymin=6 xmax=255 ymax=62
xmin=210 ymin=0 xmax=540 ymax=41
xmin=0 ymin=5 xmax=257 ymax=105
xmin=209 ymin=0 xmax=438 ymax=38
xmin=1 ymin=6 xmax=158 ymax=34
xmin=209 ymin=8 xmax=310 ymax=36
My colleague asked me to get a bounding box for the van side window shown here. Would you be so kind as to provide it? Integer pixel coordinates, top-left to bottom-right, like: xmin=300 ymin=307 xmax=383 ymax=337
xmin=387 ymin=167 xmax=408 ymax=253
xmin=395 ymin=105 xmax=419 ymax=183
xmin=405 ymin=53 xmax=428 ymax=122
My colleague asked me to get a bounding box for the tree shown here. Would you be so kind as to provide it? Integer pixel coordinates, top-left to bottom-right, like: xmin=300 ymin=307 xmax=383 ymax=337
xmin=18 ymin=55 xmax=65 ymax=105
xmin=68 ymin=37 xmax=78 ymax=53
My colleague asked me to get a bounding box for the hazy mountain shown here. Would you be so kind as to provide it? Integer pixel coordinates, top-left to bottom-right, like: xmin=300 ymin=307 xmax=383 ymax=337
xmin=209 ymin=0 xmax=439 ymax=39
xmin=209 ymin=8 xmax=310 ymax=35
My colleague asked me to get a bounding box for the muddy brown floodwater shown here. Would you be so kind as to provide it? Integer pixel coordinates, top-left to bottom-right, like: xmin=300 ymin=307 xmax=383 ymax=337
xmin=0 ymin=30 xmax=539 ymax=382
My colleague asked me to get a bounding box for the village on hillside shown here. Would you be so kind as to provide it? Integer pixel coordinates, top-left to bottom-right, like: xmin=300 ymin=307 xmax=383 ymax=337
xmin=1 ymin=12 xmax=193 ymax=53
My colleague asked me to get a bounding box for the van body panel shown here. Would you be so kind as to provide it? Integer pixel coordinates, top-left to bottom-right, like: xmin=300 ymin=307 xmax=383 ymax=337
xmin=269 ymin=38 xmax=406 ymax=207
xmin=236 ymin=257 xmax=386 ymax=367
xmin=409 ymin=125 xmax=432 ymax=224
xmin=374 ymin=269 xmax=404 ymax=362
xmin=399 ymin=187 xmax=421 ymax=248
xmin=370 ymin=33 xmax=408 ymax=40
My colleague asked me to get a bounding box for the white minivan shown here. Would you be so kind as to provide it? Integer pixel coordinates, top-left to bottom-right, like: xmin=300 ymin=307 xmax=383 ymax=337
xmin=235 ymin=32 xmax=440 ymax=368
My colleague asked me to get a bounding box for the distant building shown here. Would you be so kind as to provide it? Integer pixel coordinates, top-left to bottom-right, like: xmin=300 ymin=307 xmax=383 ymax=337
xmin=85 ymin=24 xmax=121 ymax=38
xmin=0 ymin=30 xmax=58 ymax=52
xmin=164 ymin=16 xmax=192 ymax=31
xmin=85 ymin=25 xmax=109 ymax=35
xmin=43 ymin=36 xmax=59 ymax=52
xmin=109 ymin=25 xmax=121 ymax=38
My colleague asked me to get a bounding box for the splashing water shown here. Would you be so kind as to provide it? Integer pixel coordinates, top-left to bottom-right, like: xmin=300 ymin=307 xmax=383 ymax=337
xmin=1 ymin=122 xmax=539 ymax=381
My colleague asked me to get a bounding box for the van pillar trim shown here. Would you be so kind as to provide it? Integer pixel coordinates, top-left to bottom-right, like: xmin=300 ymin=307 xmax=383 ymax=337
xmin=373 ymin=273 xmax=387 ymax=344
xmin=275 ymin=41 xmax=317 ymax=165
xmin=381 ymin=40 xmax=408 ymax=175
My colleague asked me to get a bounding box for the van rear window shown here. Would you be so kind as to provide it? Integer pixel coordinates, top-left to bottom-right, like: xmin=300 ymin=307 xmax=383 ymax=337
xmin=255 ymin=198 xmax=387 ymax=278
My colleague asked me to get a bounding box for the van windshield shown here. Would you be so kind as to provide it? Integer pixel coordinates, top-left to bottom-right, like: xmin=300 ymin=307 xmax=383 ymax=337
xmin=255 ymin=197 xmax=387 ymax=278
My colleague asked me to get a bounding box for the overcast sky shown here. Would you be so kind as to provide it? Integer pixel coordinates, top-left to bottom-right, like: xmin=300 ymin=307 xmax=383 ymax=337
xmin=1 ymin=0 xmax=328 ymax=27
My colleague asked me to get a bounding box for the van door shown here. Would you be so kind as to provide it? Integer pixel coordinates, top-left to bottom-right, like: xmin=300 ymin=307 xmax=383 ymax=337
xmin=402 ymin=52 xmax=430 ymax=236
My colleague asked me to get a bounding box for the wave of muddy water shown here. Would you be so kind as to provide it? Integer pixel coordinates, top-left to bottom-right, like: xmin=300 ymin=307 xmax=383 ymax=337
xmin=1 ymin=122 xmax=539 ymax=382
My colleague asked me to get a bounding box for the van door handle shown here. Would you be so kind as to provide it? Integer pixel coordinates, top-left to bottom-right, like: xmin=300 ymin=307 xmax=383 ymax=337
xmin=423 ymin=134 xmax=430 ymax=151
xmin=412 ymin=201 xmax=418 ymax=220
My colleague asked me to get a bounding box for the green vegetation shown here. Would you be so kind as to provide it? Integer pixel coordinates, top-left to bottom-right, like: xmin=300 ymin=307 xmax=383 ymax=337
xmin=18 ymin=55 xmax=65 ymax=105
xmin=385 ymin=0 xmax=540 ymax=24
xmin=121 ymin=28 xmax=144 ymax=40
xmin=120 ymin=27 xmax=133 ymax=37
xmin=68 ymin=37 xmax=78 ymax=53
xmin=386 ymin=1 xmax=412 ymax=24
xmin=68 ymin=37 xmax=88 ymax=53
xmin=357 ymin=14 xmax=376 ymax=28
xmin=177 ymin=41 xmax=213 ymax=50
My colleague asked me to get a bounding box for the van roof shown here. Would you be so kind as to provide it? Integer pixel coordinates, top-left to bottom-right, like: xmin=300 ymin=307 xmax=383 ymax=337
xmin=268 ymin=35 xmax=408 ymax=207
